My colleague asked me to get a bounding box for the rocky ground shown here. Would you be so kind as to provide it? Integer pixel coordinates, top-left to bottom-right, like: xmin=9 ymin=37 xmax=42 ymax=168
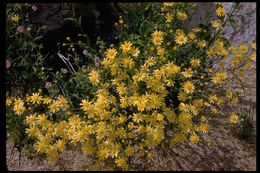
xmin=6 ymin=2 xmax=256 ymax=171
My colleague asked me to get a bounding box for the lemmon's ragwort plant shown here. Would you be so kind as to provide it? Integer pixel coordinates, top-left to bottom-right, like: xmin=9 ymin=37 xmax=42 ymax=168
xmin=6 ymin=2 xmax=256 ymax=170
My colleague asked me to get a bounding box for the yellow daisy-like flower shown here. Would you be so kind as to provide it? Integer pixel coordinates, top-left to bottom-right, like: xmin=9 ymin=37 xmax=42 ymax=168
xmin=120 ymin=41 xmax=132 ymax=54
xmin=105 ymin=48 xmax=117 ymax=59
xmin=55 ymin=139 xmax=66 ymax=152
xmin=198 ymin=40 xmax=207 ymax=48
xmin=212 ymin=71 xmax=227 ymax=84
xmin=230 ymin=112 xmax=238 ymax=124
xmin=182 ymin=68 xmax=193 ymax=78
xmin=37 ymin=114 xmax=47 ymax=125
xmin=199 ymin=124 xmax=209 ymax=133
xmin=190 ymin=58 xmax=201 ymax=67
xmin=131 ymin=47 xmax=140 ymax=57
xmin=80 ymin=99 xmax=91 ymax=112
xmin=13 ymin=98 xmax=26 ymax=115
xmin=25 ymin=114 xmax=37 ymax=126
xmin=216 ymin=7 xmax=225 ymax=17
xmin=165 ymin=13 xmax=174 ymax=23
xmin=35 ymin=141 xmax=46 ymax=153
xmin=252 ymin=42 xmax=256 ymax=49
xmin=209 ymin=94 xmax=217 ymax=104
xmin=239 ymin=44 xmax=248 ymax=53
xmin=188 ymin=32 xmax=196 ymax=40
xmin=10 ymin=14 xmax=20 ymax=22
xmin=89 ymin=70 xmax=100 ymax=85
xmin=177 ymin=11 xmax=188 ymax=21
xmin=48 ymin=101 xmax=60 ymax=113
xmin=211 ymin=20 xmax=220 ymax=28
xmin=182 ymin=81 xmax=195 ymax=94
xmin=125 ymin=145 xmax=134 ymax=156
xmin=151 ymin=30 xmax=164 ymax=46
xmin=115 ymin=156 xmax=128 ymax=169
xmin=190 ymin=134 xmax=199 ymax=144
xmin=30 ymin=92 xmax=42 ymax=104
xmin=42 ymin=97 xmax=52 ymax=105
xmin=175 ymin=32 xmax=188 ymax=45
xmin=6 ymin=97 xmax=12 ymax=106
xmin=157 ymin=113 xmax=164 ymax=121
xmin=157 ymin=46 xmax=165 ymax=57
xmin=249 ymin=52 xmax=256 ymax=61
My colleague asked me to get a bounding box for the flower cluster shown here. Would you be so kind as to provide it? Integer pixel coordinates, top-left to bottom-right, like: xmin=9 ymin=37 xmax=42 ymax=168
xmin=6 ymin=2 xmax=256 ymax=170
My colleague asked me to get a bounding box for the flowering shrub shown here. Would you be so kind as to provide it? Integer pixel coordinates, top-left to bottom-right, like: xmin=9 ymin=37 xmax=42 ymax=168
xmin=6 ymin=4 xmax=47 ymax=93
xmin=6 ymin=2 xmax=256 ymax=170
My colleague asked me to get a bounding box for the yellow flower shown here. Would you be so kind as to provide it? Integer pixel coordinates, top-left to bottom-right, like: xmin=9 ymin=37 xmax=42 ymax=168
xmin=172 ymin=133 xmax=186 ymax=143
xmin=216 ymin=7 xmax=225 ymax=17
xmin=125 ymin=145 xmax=134 ymax=156
xmin=48 ymin=101 xmax=60 ymax=113
xmin=109 ymin=143 xmax=121 ymax=158
xmin=209 ymin=94 xmax=217 ymax=104
xmin=10 ymin=14 xmax=20 ymax=22
xmin=82 ymin=142 xmax=95 ymax=155
xmin=25 ymin=114 xmax=37 ymax=126
xmin=182 ymin=81 xmax=195 ymax=94
xmin=156 ymin=113 xmax=164 ymax=121
xmin=178 ymin=91 xmax=187 ymax=102
xmin=181 ymin=68 xmax=193 ymax=78
xmin=165 ymin=13 xmax=174 ymax=23
xmin=115 ymin=156 xmax=128 ymax=169
xmin=105 ymin=48 xmax=117 ymax=59
xmin=42 ymin=97 xmax=52 ymax=104
xmin=35 ymin=141 xmax=46 ymax=153
xmin=177 ymin=11 xmax=188 ymax=21
xmin=120 ymin=41 xmax=132 ymax=54
xmin=200 ymin=116 xmax=207 ymax=122
xmin=98 ymin=147 xmax=110 ymax=160
xmin=151 ymin=30 xmax=164 ymax=46
xmin=249 ymin=52 xmax=256 ymax=61
xmin=190 ymin=134 xmax=199 ymax=144
xmin=175 ymin=32 xmax=188 ymax=45
xmin=55 ymin=139 xmax=66 ymax=152
xmin=30 ymin=92 xmax=42 ymax=104
xmin=131 ymin=47 xmax=140 ymax=57
xmin=199 ymin=124 xmax=209 ymax=133
xmin=89 ymin=70 xmax=100 ymax=85
xmin=133 ymin=113 xmax=143 ymax=123
xmin=239 ymin=44 xmax=248 ymax=53
xmin=252 ymin=42 xmax=256 ymax=49
xmin=6 ymin=97 xmax=12 ymax=106
xmin=13 ymin=98 xmax=26 ymax=115
xmin=230 ymin=112 xmax=238 ymax=124
xmin=80 ymin=99 xmax=91 ymax=112
xmin=25 ymin=126 xmax=38 ymax=138
xmin=37 ymin=114 xmax=47 ymax=125
xmin=157 ymin=46 xmax=165 ymax=57
xmin=211 ymin=20 xmax=220 ymax=28
xmin=190 ymin=58 xmax=201 ymax=67
xmin=122 ymin=57 xmax=135 ymax=68
xmin=57 ymin=96 xmax=69 ymax=109
xmin=212 ymin=71 xmax=227 ymax=84
xmin=188 ymin=32 xmax=196 ymax=40
xmin=198 ymin=40 xmax=207 ymax=48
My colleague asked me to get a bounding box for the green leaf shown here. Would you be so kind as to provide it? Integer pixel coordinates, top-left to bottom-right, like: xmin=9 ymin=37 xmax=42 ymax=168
xmin=229 ymin=18 xmax=237 ymax=33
